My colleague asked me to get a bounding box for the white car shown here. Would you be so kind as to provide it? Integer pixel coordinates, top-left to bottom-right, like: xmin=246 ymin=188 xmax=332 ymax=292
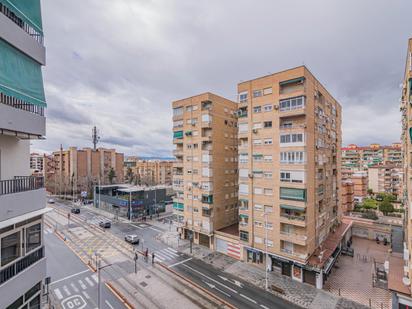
xmin=48 ymin=198 xmax=55 ymax=204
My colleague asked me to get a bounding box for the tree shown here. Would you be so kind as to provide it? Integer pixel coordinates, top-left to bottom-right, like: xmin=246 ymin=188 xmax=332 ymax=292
xmin=108 ymin=168 xmax=116 ymax=184
xmin=367 ymin=188 xmax=373 ymax=196
xmin=126 ymin=167 xmax=134 ymax=184
xmin=362 ymin=198 xmax=378 ymax=209
xmin=379 ymin=199 xmax=394 ymax=215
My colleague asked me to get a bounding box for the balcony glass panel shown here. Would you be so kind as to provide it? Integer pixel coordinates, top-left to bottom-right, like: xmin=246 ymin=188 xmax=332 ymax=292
xmin=280 ymin=187 xmax=306 ymax=201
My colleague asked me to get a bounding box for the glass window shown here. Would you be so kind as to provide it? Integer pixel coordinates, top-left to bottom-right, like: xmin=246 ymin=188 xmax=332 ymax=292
xmin=263 ymin=87 xmax=273 ymax=95
xmin=264 ymin=121 xmax=272 ymax=128
xmin=28 ymin=294 xmax=40 ymax=309
xmin=25 ymin=282 xmax=41 ymax=303
xmin=1 ymin=231 xmax=21 ymax=266
xmin=239 ymin=91 xmax=248 ymax=103
xmin=6 ymin=296 xmax=23 ymax=309
xmin=280 ymin=187 xmax=306 ymax=201
xmin=253 ymin=106 xmax=261 ymax=113
xmin=253 ymin=90 xmax=262 ymax=98
xmin=26 ymin=223 xmax=41 ymax=253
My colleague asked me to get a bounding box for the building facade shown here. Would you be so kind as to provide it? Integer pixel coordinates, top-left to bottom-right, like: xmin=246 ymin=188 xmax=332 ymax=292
xmin=237 ymin=66 xmax=344 ymax=288
xmin=341 ymin=181 xmax=355 ymax=213
xmin=30 ymin=152 xmax=44 ymax=174
xmin=124 ymin=158 xmax=173 ymax=186
xmin=45 ymin=147 xmax=124 ymax=196
xmin=0 ymin=1 xmax=48 ymax=308
xmin=368 ymin=165 xmax=403 ymax=197
xmin=172 ymin=93 xmax=238 ymax=248
xmin=351 ymin=171 xmax=368 ymax=203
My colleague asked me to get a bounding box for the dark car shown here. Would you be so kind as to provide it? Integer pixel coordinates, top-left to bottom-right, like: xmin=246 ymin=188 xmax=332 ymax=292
xmin=124 ymin=234 xmax=140 ymax=245
xmin=99 ymin=220 xmax=111 ymax=228
xmin=70 ymin=208 xmax=80 ymax=214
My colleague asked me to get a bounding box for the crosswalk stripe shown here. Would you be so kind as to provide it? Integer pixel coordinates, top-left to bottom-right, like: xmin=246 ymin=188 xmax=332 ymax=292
xmin=91 ymin=274 xmax=98 ymax=283
xmin=82 ymin=291 xmax=90 ymax=299
xmin=70 ymin=283 xmax=79 ymax=292
xmin=54 ymin=288 xmax=63 ymax=300
xmin=85 ymin=277 xmax=94 ymax=287
xmin=166 ymin=247 xmax=178 ymax=253
xmin=156 ymin=252 xmax=170 ymax=260
xmin=63 ymin=285 xmax=71 ymax=296
xmin=78 ymin=280 xmax=87 ymax=290
xmin=164 ymin=248 xmax=179 ymax=257
xmin=159 ymin=251 xmax=176 ymax=259
xmin=155 ymin=255 xmax=165 ymax=262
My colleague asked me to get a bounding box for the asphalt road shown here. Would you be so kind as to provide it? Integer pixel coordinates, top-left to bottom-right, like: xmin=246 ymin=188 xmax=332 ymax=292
xmin=45 ymin=229 xmax=125 ymax=309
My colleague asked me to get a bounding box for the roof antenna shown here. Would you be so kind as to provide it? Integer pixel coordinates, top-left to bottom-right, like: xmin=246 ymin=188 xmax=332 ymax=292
xmin=92 ymin=126 xmax=100 ymax=151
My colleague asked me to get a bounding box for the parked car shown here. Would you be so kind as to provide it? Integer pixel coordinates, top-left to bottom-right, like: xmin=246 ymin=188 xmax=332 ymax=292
xmin=70 ymin=208 xmax=80 ymax=214
xmin=124 ymin=234 xmax=140 ymax=245
xmin=99 ymin=220 xmax=111 ymax=228
xmin=48 ymin=198 xmax=55 ymax=204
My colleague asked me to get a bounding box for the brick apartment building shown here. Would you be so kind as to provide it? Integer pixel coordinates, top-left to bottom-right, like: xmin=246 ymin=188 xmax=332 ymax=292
xmin=124 ymin=158 xmax=173 ymax=186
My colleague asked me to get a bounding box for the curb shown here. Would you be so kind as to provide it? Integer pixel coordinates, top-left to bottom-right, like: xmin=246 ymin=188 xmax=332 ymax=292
xmin=105 ymin=282 xmax=135 ymax=309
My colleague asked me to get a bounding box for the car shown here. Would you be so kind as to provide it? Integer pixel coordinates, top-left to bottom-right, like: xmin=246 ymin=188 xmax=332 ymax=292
xmin=124 ymin=234 xmax=140 ymax=245
xmin=70 ymin=208 xmax=80 ymax=214
xmin=99 ymin=220 xmax=111 ymax=228
xmin=48 ymin=198 xmax=55 ymax=204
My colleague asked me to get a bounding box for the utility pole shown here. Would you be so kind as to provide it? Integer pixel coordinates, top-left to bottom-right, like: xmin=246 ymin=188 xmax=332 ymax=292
xmin=97 ymin=259 xmax=101 ymax=309
xmin=262 ymin=212 xmax=269 ymax=291
xmin=92 ymin=126 xmax=100 ymax=151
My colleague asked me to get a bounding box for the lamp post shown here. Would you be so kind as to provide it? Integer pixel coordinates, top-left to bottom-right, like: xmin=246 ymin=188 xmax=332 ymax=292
xmin=129 ymin=191 xmax=132 ymax=222
xmin=262 ymin=212 xmax=269 ymax=291
xmin=97 ymin=258 xmax=112 ymax=309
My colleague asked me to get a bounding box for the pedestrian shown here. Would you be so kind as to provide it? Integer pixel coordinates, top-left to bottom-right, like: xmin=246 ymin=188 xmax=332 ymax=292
xmin=152 ymin=252 xmax=155 ymax=264
xmin=145 ymin=248 xmax=148 ymax=262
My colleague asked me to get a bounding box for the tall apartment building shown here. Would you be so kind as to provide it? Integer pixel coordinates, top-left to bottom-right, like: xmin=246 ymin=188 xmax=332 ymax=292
xmin=0 ymin=1 xmax=48 ymax=308
xmin=341 ymin=181 xmax=355 ymax=213
xmin=237 ymin=66 xmax=344 ymax=288
xmin=124 ymin=158 xmax=173 ymax=186
xmin=45 ymin=147 xmax=124 ymax=196
xmin=395 ymin=38 xmax=412 ymax=307
xmin=342 ymin=143 xmax=402 ymax=170
xmin=351 ymin=171 xmax=368 ymax=202
xmin=368 ymin=165 xmax=403 ymax=197
xmin=172 ymin=93 xmax=238 ymax=248
xmin=30 ymin=152 xmax=44 ymax=174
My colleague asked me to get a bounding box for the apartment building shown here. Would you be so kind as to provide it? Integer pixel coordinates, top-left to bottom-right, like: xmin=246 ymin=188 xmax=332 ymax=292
xmin=393 ymin=38 xmax=412 ymax=307
xmin=124 ymin=158 xmax=173 ymax=186
xmin=172 ymin=93 xmax=238 ymax=248
xmin=0 ymin=1 xmax=48 ymax=308
xmin=44 ymin=147 xmax=124 ymax=196
xmin=352 ymin=171 xmax=368 ymax=202
xmin=342 ymin=143 xmax=402 ymax=170
xmin=237 ymin=66 xmax=344 ymax=288
xmin=341 ymin=181 xmax=355 ymax=213
xmin=368 ymin=165 xmax=403 ymax=197
xmin=30 ymin=153 xmax=44 ymax=174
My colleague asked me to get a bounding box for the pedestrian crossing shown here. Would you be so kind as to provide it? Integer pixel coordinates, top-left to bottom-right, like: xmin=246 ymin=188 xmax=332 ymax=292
xmin=53 ymin=273 xmax=98 ymax=300
xmin=154 ymin=247 xmax=181 ymax=262
xmin=44 ymin=228 xmax=53 ymax=235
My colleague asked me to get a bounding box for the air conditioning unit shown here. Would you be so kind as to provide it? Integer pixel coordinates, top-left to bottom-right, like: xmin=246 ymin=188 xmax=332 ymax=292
xmin=252 ymin=129 xmax=258 ymax=134
xmin=248 ymin=173 xmax=254 ymax=178
xmin=273 ymin=104 xmax=279 ymax=110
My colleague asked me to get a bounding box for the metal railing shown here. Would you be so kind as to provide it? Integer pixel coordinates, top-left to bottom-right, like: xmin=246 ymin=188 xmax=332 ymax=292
xmin=280 ymin=214 xmax=306 ymax=221
xmin=0 ymin=176 xmax=44 ymax=195
xmin=0 ymin=3 xmax=44 ymax=45
xmin=0 ymin=92 xmax=44 ymax=116
xmin=0 ymin=246 xmax=44 ymax=285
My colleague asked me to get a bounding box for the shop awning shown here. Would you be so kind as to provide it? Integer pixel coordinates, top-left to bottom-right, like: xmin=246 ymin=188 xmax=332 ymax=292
xmin=3 ymin=0 xmax=43 ymax=34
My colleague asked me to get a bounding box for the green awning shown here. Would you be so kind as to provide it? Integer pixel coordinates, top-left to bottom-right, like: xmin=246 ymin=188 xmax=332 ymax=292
xmin=173 ymin=131 xmax=183 ymax=139
xmin=0 ymin=39 xmax=46 ymax=107
xmin=280 ymin=204 xmax=305 ymax=211
xmin=239 ymin=214 xmax=249 ymax=219
xmin=252 ymin=153 xmax=263 ymax=157
xmin=279 ymin=77 xmax=305 ymax=86
xmin=409 ymin=78 xmax=412 ymax=95
xmin=252 ymin=170 xmax=263 ymax=174
xmin=409 ymin=127 xmax=412 ymax=144
xmin=3 ymin=0 xmax=43 ymax=33
xmin=239 ymin=198 xmax=248 ymax=202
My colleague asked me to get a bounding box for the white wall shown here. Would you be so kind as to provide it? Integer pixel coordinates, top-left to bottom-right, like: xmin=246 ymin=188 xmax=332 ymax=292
xmin=0 ymin=135 xmax=30 ymax=180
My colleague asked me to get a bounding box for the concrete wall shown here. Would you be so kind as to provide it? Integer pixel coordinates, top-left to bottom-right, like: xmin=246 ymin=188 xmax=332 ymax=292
xmin=0 ymin=135 xmax=30 ymax=180
xmin=0 ymin=188 xmax=45 ymax=220
xmin=0 ymin=104 xmax=46 ymax=137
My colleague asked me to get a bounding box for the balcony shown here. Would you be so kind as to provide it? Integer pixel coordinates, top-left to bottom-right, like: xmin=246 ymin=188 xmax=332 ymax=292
xmin=280 ymin=231 xmax=307 ymax=246
xmin=173 ymin=161 xmax=183 ymax=168
xmin=280 ymin=214 xmax=306 ymax=227
xmin=280 ymin=248 xmax=308 ymax=261
xmin=173 ymin=149 xmax=183 ymax=157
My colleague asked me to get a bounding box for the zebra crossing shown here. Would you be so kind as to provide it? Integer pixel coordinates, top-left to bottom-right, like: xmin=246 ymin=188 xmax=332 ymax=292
xmin=154 ymin=247 xmax=181 ymax=263
xmin=52 ymin=273 xmax=98 ymax=301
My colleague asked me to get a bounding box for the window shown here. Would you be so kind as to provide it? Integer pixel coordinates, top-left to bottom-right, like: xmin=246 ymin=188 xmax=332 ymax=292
xmin=263 ymin=87 xmax=273 ymax=95
xmin=279 ymin=96 xmax=305 ymax=111
xmin=254 ymin=187 xmax=263 ymax=195
xmin=173 ymin=120 xmax=183 ymax=128
xmin=1 ymin=231 xmax=21 ymax=266
xmin=253 ymin=154 xmax=263 ymax=162
xmin=239 ymin=153 xmax=248 ymax=163
xmin=280 ymin=170 xmax=304 ymax=183
xmin=253 ymin=106 xmax=261 ymax=113
xmin=280 ymin=121 xmax=293 ymax=129
xmin=280 ymin=133 xmax=304 ymax=145
xmin=253 ymin=139 xmax=262 ymax=145
xmin=280 ymin=151 xmax=305 ymax=164
xmin=264 ymin=121 xmax=272 ymax=128
xmin=239 ymin=184 xmax=249 ymax=195
xmin=280 ymin=187 xmax=307 ymax=201
xmin=263 ymin=104 xmax=272 ymax=112
xmin=240 ymin=231 xmax=249 ymax=241
xmin=264 ymin=139 xmax=273 ymax=145
xmin=254 ymin=221 xmax=263 ymax=228
xmin=26 ymin=223 xmax=41 ymax=253
xmin=265 ymin=222 xmax=273 ymax=230
xmin=263 ymin=171 xmax=272 ymax=178
xmin=202 ymin=114 xmax=212 ymax=122
xmin=254 ymin=236 xmax=263 ymax=244
xmin=263 ymin=155 xmax=272 ymax=162
xmin=239 ymin=91 xmax=248 ymax=103
xmin=239 ymin=169 xmax=249 ymax=178
xmin=253 ymin=122 xmax=262 ymax=129
xmin=264 ymin=205 xmax=273 ymax=213
xmin=239 ymin=123 xmax=248 ymax=133
xmin=254 ymin=204 xmax=263 ymax=211
xmin=173 ymin=107 xmax=183 ymax=116
xmin=264 ymin=188 xmax=273 ymax=195
xmin=253 ymin=90 xmax=262 ymax=98
xmin=202 ymin=168 xmax=212 ymax=177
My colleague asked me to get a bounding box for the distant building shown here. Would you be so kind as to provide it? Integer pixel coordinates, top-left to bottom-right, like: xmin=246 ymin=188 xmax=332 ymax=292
xmin=341 ymin=181 xmax=355 ymax=213
xmin=368 ymin=165 xmax=403 ymax=197
xmin=30 ymin=152 xmax=44 ymax=174
xmin=45 ymin=147 xmax=124 ymax=196
xmin=351 ymin=171 xmax=368 ymax=203
xmin=124 ymin=158 xmax=173 ymax=186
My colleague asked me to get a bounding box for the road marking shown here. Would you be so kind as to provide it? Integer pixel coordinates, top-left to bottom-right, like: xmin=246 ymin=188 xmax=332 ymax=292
xmin=182 ymin=264 xmax=238 ymax=293
xmin=54 ymin=288 xmax=63 ymax=300
xmin=129 ymin=223 xmax=143 ymax=229
xmin=156 ymin=252 xmax=170 ymax=260
xmin=166 ymin=247 xmax=178 ymax=253
xmin=240 ymin=293 xmax=257 ymax=304
xmin=218 ymin=275 xmax=244 ymax=288
xmin=202 ymin=280 xmax=231 ymax=297
xmin=149 ymin=226 xmax=163 ymax=232
xmin=159 ymin=250 xmax=175 ymax=259
xmin=105 ymin=300 xmax=114 ymax=309
xmin=164 ymin=248 xmax=179 ymax=257
xmin=82 ymin=291 xmax=90 ymax=299
xmin=63 ymin=285 xmax=71 ymax=296
xmin=169 ymin=258 xmax=193 ymax=268
xmin=155 ymin=255 xmax=165 ymax=262
xmin=50 ymin=269 xmax=90 ymax=285
xmin=91 ymin=274 xmax=98 ymax=283
xmin=85 ymin=277 xmax=95 ymax=287
xmin=70 ymin=282 xmax=79 ymax=292
xmin=260 ymin=305 xmax=270 ymax=309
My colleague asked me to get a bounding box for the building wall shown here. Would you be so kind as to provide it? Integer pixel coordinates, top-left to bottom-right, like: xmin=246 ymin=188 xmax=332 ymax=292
xmin=0 ymin=135 xmax=30 ymax=179
xmin=341 ymin=182 xmax=354 ymax=213
xmin=124 ymin=159 xmax=171 ymax=185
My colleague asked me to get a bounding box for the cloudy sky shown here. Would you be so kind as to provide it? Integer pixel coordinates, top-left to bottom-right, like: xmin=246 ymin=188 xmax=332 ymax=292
xmin=32 ymin=0 xmax=411 ymax=157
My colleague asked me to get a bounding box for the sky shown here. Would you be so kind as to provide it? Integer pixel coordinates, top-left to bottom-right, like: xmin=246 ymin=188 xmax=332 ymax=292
xmin=32 ymin=0 xmax=412 ymax=157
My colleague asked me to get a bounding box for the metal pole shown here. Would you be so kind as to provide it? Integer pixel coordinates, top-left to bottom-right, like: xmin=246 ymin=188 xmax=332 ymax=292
xmin=264 ymin=213 xmax=268 ymax=290
xmin=98 ymin=178 xmax=101 ymax=209
xmin=129 ymin=191 xmax=132 ymax=222
xmin=97 ymin=259 xmax=101 ymax=309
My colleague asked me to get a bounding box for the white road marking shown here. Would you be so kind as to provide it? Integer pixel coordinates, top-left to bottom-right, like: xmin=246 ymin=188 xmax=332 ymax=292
xmin=155 ymin=252 xmax=170 ymax=260
xmin=54 ymin=288 xmax=63 ymax=300
xmin=105 ymin=300 xmax=115 ymax=309
xmin=70 ymin=282 xmax=79 ymax=292
xmin=85 ymin=277 xmax=95 ymax=287
xmin=240 ymin=293 xmax=257 ymax=304
xmin=155 ymin=255 xmax=165 ymax=262
xmin=149 ymin=226 xmax=163 ymax=232
xmin=50 ymin=269 xmax=90 ymax=285
xmin=63 ymin=285 xmax=71 ymax=296
xmin=78 ymin=280 xmax=87 ymax=290
xmin=164 ymin=248 xmax=179 ymax=257
xmin=129 ymin=223 xmax=143 ymax=229
xmin=91 ymin=274 xmax=98 ymax=283
xmin=183 ymin=264 xmax=238 ymax=293
xmin=169 ymin=258 xmax=193 ymax=268
xmin=218 ymin=275 xmax=244 ymax=288
xmin=159 ymin=251 xmax=175 ymax=259
xmin=260 ymin=305 xmax=270 ymax=309
xmin=82 ymin=291 xmax=90 ymax=299
xmin=167 ymin=247 xmax=178 ymax=253
xmin=202 ymin=280 xmax=231 ymax=297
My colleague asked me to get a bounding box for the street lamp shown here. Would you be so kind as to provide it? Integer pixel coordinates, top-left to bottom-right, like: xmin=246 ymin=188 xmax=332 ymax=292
xmin=261 ymin=212 xmax=269 ymax=291
xmin=97 ymin=258 xmax=112 ymax=309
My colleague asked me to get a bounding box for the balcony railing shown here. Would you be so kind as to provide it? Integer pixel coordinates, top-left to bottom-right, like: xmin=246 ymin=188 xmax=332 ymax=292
xmin=0 ymin=246 xmax=44 ymax=285
xmin=0 ymin=93 xmax=44 ymax=116
xmin=0 ymin=176 xmax=44 ymax=196
xmin=0 ymin=3 xmax=44 ymax=45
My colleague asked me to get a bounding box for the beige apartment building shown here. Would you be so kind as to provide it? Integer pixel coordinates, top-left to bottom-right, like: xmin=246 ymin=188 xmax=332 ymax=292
xmin=341 ymin=181 xmax=355 ymax=213
xmin=172 ymin=92 xmax=238 ymax=248
xmin=236 ymin=66 xmax=344 ymax=288
xmin=124 ymin=158 xmax=173 ymax=185
xmin=351 ymin=171 xmax=368 ymax=202
xmin=368 ymin=165 xmax=403 ymax=197
xmin=45 ymin=147 xmax=124 ymax=196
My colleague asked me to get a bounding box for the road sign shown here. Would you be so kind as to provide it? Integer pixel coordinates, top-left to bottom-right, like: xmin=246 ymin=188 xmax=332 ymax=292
xmin=81 ymin=191 xmax=87 ymax=198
